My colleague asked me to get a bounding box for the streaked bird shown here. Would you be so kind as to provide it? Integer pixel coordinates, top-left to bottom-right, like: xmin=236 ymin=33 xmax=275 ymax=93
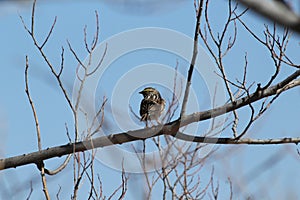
xmin=139 ymin=87 xmax=165 ymax=127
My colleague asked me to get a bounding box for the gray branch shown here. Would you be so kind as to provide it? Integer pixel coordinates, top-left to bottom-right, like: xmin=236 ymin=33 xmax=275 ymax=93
xmin=0 ymin=69 xmax=299 ymax=171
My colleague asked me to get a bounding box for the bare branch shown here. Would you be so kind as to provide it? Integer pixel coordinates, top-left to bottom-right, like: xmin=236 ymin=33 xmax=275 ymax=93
xmin=237 ymin=0 xmax=300 ymax=34
xmin=1 ymin=69 xmax=300 ymax=170
xmin=20 ymin=13 xmax=75 ymax=115
xmin=25 ymin=56 xmax=50 ymax=200
xmin=58 ymin=46 xmax=64 ymax=77
xmin=180 ymin=0 xmax=204 ymax=117
xmin=40 ymin=16 xmax=57 ymax=49
xmin=175 ymin=132 xmax=300 ymax=145
xmin=25 ymin=57 xmax=42 ymax=151
xmin=31 ymin=0 xmax=36 ymax=36
xmin=25 ymin=181 xmax=33 ymax=200
xmin=44 ymin=155 xmax=71 ymax=175
xmin=56 ymin=185 xmax=62 ymax=200
xmin=86 ymin=43 xmax=107 ymax=76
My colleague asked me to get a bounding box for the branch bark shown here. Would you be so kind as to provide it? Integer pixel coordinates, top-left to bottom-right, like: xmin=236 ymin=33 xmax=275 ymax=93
xmin=1 ymin=69 xmax=299 ymax=170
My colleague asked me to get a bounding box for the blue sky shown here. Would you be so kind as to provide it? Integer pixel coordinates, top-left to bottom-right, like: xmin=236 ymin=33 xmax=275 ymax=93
xmin=0 ymin=0 xmax=300 ymax=199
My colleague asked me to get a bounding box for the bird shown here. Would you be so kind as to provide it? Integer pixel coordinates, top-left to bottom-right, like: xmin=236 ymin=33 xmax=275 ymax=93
xmin=139 ymin=87 xmax=165 ymax=127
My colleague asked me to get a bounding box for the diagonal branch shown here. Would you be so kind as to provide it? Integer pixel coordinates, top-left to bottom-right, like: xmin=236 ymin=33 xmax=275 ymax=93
xmin=1 ymin=69 xmax=299 ymax=170
xmin=180 ymin=0 xmax=204 ymax=117
xmin=237 ymin=0 xmax=300 ymax=33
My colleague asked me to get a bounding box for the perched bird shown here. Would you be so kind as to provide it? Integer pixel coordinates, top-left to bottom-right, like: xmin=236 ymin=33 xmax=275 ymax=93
xmin=139 ymin=87 xmax=165 ymax=127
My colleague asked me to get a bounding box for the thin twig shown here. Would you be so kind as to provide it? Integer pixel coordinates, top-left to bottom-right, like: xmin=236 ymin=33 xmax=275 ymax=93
xmin=40 ymin=16 xmax=57 ymax=49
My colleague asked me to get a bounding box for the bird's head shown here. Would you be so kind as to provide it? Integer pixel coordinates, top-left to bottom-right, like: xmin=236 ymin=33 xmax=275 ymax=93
xmin=139 ymin=87 xmax=160 ymax=99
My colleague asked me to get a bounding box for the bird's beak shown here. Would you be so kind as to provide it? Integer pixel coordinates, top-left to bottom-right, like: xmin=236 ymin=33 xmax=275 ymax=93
xmin=139 ymin=91 xmax=143 ymax=94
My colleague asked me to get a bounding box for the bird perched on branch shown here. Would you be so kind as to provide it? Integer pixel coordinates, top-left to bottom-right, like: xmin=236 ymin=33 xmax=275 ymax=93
xmin=139 ymin=87 xmax=165 ymax=127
